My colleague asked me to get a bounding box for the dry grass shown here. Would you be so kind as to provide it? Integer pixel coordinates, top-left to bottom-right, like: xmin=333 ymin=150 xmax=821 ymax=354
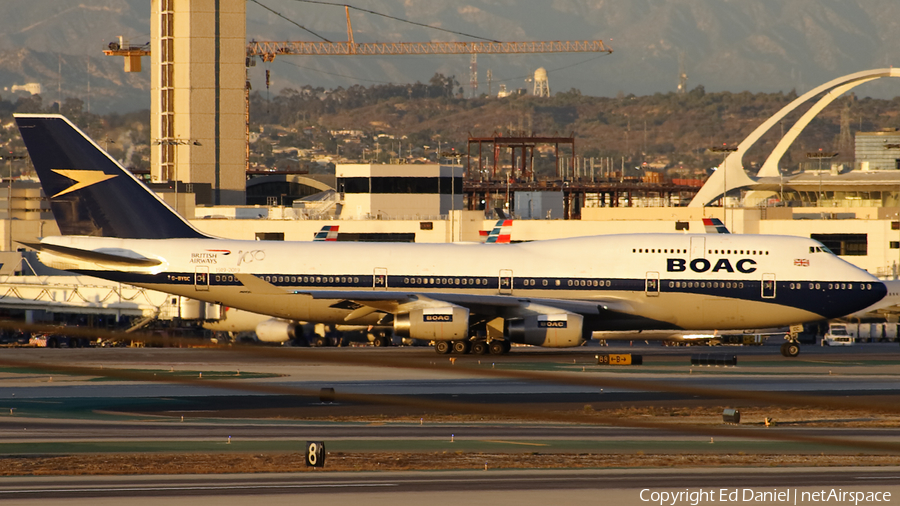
xmin=1 ymin=452 xmax=898 ymax=476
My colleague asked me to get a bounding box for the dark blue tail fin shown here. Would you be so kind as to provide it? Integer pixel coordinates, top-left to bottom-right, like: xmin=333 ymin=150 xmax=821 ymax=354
xmin=15 ymin=114 xmax=207 ymax=239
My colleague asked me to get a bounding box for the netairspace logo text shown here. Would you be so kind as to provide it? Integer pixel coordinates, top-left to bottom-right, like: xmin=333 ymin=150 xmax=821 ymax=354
xmin=639 ymin=488 xmax=892 ymax=505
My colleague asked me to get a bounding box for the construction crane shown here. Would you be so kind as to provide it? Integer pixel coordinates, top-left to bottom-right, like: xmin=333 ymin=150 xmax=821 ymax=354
xmin=249 ymin=39 xmax=611 ymax=60
xmin=106 ymin=38 xmax=610 ymax=70
xmin=249 ymin=7 xmax=611 ymax=59
xmin=102 ymin=36 xmax=151 ymax=72
xmin=106 ymin=5 xmax=612 ymax=69
xmin=103 ymin=7 xmax=612 ymax=172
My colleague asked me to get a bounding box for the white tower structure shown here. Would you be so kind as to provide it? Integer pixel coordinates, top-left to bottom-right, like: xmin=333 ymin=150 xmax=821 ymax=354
xmin=150 ymin=0 xmax=247 ymax=205
xmin=533 ymin=67 xmax=550 ymax=97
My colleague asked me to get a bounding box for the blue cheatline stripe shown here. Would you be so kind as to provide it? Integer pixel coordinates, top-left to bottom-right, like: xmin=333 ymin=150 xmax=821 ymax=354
xmin=70 ymin=270 xmax=882 ymax=320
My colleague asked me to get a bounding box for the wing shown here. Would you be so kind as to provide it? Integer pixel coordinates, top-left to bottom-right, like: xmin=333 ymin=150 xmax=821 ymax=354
xmin=234 ymin=274 xmax=640 ymax=326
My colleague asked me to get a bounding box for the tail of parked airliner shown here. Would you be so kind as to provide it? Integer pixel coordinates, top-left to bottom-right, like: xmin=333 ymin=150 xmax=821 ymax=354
xmin=313 ymin=225 xmax=339 ymax=241
xmin=487 ymin=219 xmax=513 ymax=243
xmin=702 ymin=218 xmax=730 ymax=234
xmin=480 ymin=219 xmax=513 ymax=243
xmin=14 ymin=114 xmax=208 ymax=240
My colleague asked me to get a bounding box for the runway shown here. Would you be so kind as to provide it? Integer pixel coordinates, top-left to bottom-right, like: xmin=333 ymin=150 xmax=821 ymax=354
xmin=0 ymin=343 xmax=899 ymax=505
xmin=1 ymin=468 xmax=899 ymax=505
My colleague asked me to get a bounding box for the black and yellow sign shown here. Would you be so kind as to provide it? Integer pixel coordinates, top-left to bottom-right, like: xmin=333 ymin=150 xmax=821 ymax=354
xmin=597 ymin=353 xmax=642 ymax=365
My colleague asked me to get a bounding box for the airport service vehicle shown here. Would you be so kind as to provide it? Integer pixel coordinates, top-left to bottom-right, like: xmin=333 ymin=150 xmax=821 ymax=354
xmin=14 ymin=114 xmax=888 ymax=357
xmin=823 ymin=324 xmax=855 ymax=346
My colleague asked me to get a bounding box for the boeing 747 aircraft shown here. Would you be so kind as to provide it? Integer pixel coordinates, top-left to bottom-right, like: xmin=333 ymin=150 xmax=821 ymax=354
xmin=14 ymin=115 xmax=887 ymax=356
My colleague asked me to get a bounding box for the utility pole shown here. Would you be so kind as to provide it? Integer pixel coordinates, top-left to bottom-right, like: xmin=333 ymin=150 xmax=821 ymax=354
xmin=2 ymin=153 xmax=27 ymax=251
xmin=709 ymin=145 xmax=738 ymax=230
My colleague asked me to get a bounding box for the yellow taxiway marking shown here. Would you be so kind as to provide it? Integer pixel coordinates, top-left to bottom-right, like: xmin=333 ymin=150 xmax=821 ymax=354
xmin=480 ymin=440 xmax=549 ymax=446
xmin=798 ymin=360 xmax=864 ymax=366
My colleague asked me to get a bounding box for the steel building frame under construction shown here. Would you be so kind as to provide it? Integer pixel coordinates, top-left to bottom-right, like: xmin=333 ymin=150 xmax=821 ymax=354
xmin=467 ymin=134 xmax=576 ymax=180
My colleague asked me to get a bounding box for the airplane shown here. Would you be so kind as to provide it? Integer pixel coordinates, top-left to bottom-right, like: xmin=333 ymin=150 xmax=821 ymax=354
xmin=13 ymin=114 xmax=888 ymax=357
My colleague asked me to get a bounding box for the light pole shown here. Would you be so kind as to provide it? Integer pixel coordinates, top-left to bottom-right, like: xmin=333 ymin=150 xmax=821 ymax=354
xmin=708 ymin=145 xmax=738 ymax=230
xmin=152 ymin=138 xmax=201 ymax=214
xmin=885 ymin=144 xmax=900 ymax=278
xmin=806 ymin=150 xmax=838 ymax=207
xmin=152 ymin=138 xmax=201 ymax=181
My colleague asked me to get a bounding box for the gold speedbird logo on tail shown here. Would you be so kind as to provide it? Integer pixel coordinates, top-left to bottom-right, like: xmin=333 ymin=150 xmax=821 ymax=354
xmin=50 ymin=169 xmax=117 ymax=198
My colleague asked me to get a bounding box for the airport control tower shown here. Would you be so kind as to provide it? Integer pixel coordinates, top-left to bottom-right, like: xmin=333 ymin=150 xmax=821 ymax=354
xmin=150 ymin=0 xmax=247 ymax=205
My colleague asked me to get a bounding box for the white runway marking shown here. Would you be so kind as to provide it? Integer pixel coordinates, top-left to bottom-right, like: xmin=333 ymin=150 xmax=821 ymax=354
xmin=0 ymin=482 xmax=398 ymax=495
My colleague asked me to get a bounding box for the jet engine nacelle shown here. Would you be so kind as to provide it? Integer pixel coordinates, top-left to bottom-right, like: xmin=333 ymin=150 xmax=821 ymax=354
xmin=255 ymin=318 xmax=300 ymax=343
xmin=506 ymin=313 xmax=585 ymax=348
xmin=394 ymin=306 xmax=469 ymax=341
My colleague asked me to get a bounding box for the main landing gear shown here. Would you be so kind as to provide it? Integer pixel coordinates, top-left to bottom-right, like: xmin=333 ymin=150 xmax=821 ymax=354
xmin=780 ymin=339 xmax=800 ymax=357
xmin=434 ymin=339 xmax=510 ymax=355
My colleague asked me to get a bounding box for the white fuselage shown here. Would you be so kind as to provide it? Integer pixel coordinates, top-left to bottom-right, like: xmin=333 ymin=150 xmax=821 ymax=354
xmin=35 ymin=232 xmax=886 ymax=333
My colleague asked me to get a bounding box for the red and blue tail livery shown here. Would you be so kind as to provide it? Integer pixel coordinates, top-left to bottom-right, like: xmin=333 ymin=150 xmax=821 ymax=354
xmin=702 ymin=218 xmax=730 ymax=234
xmin=313 ymin=226 xmax=339 ymax=241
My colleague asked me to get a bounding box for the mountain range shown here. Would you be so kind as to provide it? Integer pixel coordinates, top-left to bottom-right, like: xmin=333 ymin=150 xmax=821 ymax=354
xmin=1 ymin=0 xmax=899 ymax=114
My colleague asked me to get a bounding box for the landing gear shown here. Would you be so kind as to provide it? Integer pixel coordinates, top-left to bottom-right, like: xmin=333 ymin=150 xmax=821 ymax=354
xmin=471 ymin=340 xmax=488 ymax=355
xmin=488 ymin=340 xmax=510 ymax=355
xmin=372 ymin=334 xmax=391 ymax=347
xmin=780 ymin=341 xmax=800 ymax=357
xmin=451 ymin=340 xmax=471 ymax=354
xmin=434 ymin=341 xmax=451 ymax=354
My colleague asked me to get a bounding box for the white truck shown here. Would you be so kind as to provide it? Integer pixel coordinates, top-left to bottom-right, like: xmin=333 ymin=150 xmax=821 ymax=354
xmin=823 ymin=323 xmax=855 ymax=346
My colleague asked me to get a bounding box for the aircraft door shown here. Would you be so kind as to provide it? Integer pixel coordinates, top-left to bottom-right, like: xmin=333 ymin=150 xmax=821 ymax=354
xmin=499 ymin=269 xmax=513 ymax=295
xmin=690 ymin=236 xmax=706 ymax=259
xmin=645 ymin=271 xmax=660 ymax=297
xmin=194 ymin=266 xmax=209 ymax=292
xmin=762 ymin=273 xmax=776 ymax=299
xmin=373 ymin=268 xmax=388 ymax=290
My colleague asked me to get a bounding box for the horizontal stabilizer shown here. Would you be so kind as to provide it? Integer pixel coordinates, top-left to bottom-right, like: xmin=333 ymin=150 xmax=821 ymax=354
xmin=19 ymin=241 xmax=162 ymax=267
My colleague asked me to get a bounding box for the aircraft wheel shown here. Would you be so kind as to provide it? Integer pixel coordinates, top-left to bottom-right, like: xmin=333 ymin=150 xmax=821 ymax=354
xmin=452 ymin=340 xmax=471 ymax=354
xmin=502 ymin=340 xmax=512 ymax=353
xmin=489 ymin=340 xmax=506 ymax=355
xmin=314 ymin=336 xmax=328 ymax=347
xmin=47 ymin=337 xmax=59 ymax=348
xmin=785 ymin=341 xmax=800 ymax=357
xmin=471 ymin=340 xmax=488 ymax=355
xmin=434 ymin=341 xmax=451 ymax=354
xmin=373 ymin=335 xmax=390 ymax=347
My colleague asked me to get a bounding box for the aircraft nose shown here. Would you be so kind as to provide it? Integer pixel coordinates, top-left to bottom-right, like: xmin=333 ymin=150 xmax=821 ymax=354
xmin=869 ymin=280 xmax=889 ymax=307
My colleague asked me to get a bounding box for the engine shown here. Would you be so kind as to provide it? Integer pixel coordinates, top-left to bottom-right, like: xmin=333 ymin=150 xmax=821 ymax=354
xmin=506 ymin=312 xmax=585 ymax=348
xmin=394 ymin=306 xmax=469 ymax=341
xmin=254 ymin=318 xmax=300 ymax=343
